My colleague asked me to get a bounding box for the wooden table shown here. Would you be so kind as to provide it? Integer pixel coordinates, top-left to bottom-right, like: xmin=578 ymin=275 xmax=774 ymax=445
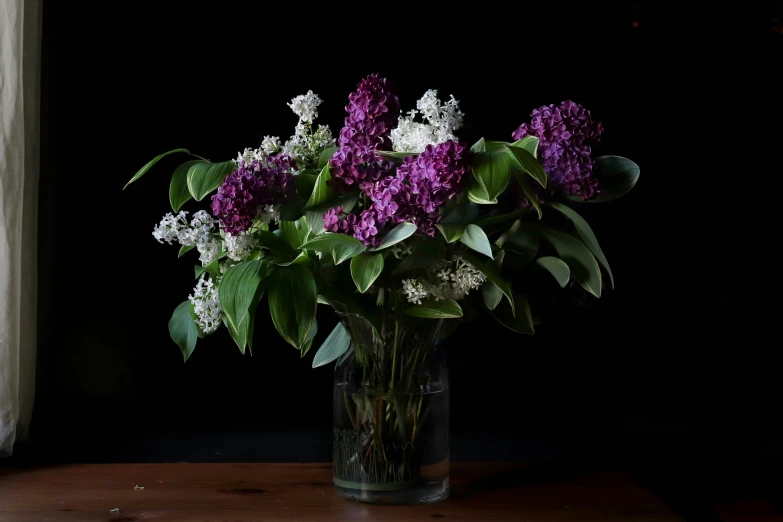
xmin=0 ymin=462 xmax=681 ymax=521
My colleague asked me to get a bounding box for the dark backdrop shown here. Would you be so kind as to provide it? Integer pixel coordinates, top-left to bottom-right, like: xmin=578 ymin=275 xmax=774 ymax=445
xmin=24 ymin=2 xmax=780 ymax=492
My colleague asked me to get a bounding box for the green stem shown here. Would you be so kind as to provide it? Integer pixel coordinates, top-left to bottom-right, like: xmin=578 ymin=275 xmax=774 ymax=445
xmin=495 ymin=218 xmax=523 ymax=248
xmin=390 ymin=320 xmax=399 ymax=391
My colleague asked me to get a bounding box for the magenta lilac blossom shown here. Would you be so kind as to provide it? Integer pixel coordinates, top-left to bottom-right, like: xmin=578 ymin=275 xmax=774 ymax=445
xmin=210 ymin=154 xmax=297 ymax=234
xmin=512 ymin=100 xmax=603 ymax=202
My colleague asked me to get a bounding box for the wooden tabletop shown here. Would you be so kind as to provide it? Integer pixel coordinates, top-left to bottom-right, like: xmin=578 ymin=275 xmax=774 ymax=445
xmin=0 ymin=462 xmax=681 ymax=521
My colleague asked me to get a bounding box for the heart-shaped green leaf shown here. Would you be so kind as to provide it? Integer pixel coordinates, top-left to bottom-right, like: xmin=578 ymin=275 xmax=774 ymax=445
xmin=187 ymin=160 xmax=236 ymax=201
xmin=459 ymin=224 xmax=493 ymax=259
xmin=169 ymin=160 xmax=202 ymax=211
xmin=124 ymin=148 xmax=190 ymax=189
xmin=548 ymin=202 xmax=614 ymax=288
xmin=536 ymin=256 xmax=571 ymax=288
xmin=267 ymin=264 xmax=318 ymax=349
xmin=350 ymin=252 xmax=384 ymax=293
xmin=404 ymin=299 xmax=463 ymax=319
xmin=168 ymin=301 xmax=199 ymax=361
xmin=312 ymin=322 xmax=351 ymax=368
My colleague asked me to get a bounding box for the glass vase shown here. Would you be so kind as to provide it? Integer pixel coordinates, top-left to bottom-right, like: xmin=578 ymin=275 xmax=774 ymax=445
xmin=332 ymin=312 xmax=449 ymax=504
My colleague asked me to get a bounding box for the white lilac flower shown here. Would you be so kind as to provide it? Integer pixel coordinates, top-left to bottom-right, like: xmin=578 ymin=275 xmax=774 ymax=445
xmin=400 ymin=255 xmax=486 ymax=304
xmin=391 ymin=90 xmax=465 ymax=153
xmin=283 ymin=123 xmax=335 ymax=166
xmin=261 ymin=136 xmax=281 ymax=155
xmin=236 ymin=147 xmax=263 ymax=165
xmin=189 ymin=276 xmax=222 ymax=334
xmin=152 ymin=211 xmax=189 ymax=244
xmin=287 ymin=90 xmax=323 ymax=124
xmin=402 ymin=279 xmax=428 ymax=305
xmin=256 ymin=204 xmax=280 ymax=225
xmin=196 ymin=237 xmax=220 ymax=265
xmin=176 ymin=210 xmax=218 ymax=246
xmin=223 ymin=232 xmax=257 ymax=261
xmin=391 ymin=242 xmax=414 ymax=260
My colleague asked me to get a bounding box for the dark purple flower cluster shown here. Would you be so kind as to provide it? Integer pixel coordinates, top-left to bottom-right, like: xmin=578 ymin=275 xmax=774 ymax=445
xmin=512 ymin=100 xmax=603 ymax=203
xmin=328 ymin=74 xmax=400 ymax=192
xmin=324 ymin=141 xmax=469 ymax=246
xmin=210 ymin=154 xmax=296 ymax=234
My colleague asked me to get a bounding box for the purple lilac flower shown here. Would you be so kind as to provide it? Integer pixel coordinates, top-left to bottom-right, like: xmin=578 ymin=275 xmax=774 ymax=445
xmin=512 ymin=100 xmax=603 ymax=203
xmin=325 ymin=140 xmax=469 ymax=245
xmin=328 ymin=74 xmax=401 ymax=192
xmin=210 ymin=154 xmax=297 ymax=234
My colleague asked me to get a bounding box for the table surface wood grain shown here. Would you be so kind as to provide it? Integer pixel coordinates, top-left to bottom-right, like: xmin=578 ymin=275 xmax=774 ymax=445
xmin=0 ymin=462 xmax=682 ymax=521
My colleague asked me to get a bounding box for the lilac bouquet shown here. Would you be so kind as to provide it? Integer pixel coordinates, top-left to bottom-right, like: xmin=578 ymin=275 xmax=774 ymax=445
xmin=125 ymin=74 xmax=638 ymax=502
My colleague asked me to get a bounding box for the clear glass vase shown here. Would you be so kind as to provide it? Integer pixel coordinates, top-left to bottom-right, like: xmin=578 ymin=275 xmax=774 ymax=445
xmin=332 ymin=313 xmax=449 ymax=504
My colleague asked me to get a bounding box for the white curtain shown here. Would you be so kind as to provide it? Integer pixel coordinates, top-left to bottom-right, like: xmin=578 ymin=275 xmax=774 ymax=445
xmin=0 ymin=0 xmax=41 ymax=456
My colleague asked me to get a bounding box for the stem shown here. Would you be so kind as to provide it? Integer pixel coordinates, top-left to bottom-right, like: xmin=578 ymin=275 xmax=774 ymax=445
xmin=495 ymin=218 xmax=523 ymax=248
xmin=390 ymin=320 xmax=399 ymax=391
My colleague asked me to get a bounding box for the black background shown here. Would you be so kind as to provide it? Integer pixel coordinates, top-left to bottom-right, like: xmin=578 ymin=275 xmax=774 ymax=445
xmin=18 ymin=1 xmax=782 ymax=510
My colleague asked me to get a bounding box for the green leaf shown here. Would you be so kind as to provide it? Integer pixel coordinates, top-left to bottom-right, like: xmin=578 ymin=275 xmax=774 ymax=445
xmin=297 ymin=216 xmax=310 ymax=245
xmin=392 ymin=239 xmax=445 ymax=275
xmin=515 ymin=175 xmax=543 ymax=219
xmin=219 ymin=259 xmax=266 ymax=329
xmin=491 ymin=294 xmax=534 ymax=334
xmin=305 ymin=164 xmax=336 ymax=208
xmin=300 ymin=233 xmax=366 ymax=264
xmin=404 ymin=299 xmax=463 ymax=319
xmin=178 ymin=244 xmax=196 ymax=258
xmin=267 ymin=264 xmax=318 ymax=349
xmin=521 ymin=224 xmax=602 ymax=298
xmin=461 ymin=250 xmax=514 ymax=315
xmin=124 ymin=148 xmax=189 ymax=189
xmin=317 ymin=146 xmax=338 ymax=170
xmin=480 ymin=250 xmax=505 ymax=310
xmin=504 ymin=231 xmax=539 ymax=255
xmin=300 ymin=320 xmax=319 ymax=357
xmin=222 ymin=297 xmax=259 ymax=355
xmin=312 ymin=322 xmax=351 ymax=368
xmin=510 ymin=136 xmax=539 ymax=158
xmin=187 ymin=160 xmax=236 ymax=201
xmin=482 ymin=282 xmax=503 ymax=310
xmin=169 ymin=160 xmax=202 ymax=211
xmin=441 ymin=197 xmax=479 ymax=225
xmin=279 ymin=220 xmax=301 ymax=249
xmin=168 ymin=301 xmax=199 ymax=361
xmin=548 ymin=202 xmax=614 ymax=287
xmin=484 ymin=140 xmax=509 ymax=152
xmin=470 ymin=137 xmax=486 ymax=153
xmin=459 ymin=224 xmax=493 ymax=259
xmin=467 ymin=181 xmax=497 ymax=204
xmin=435 ymin=223 xmax=465 ymax=243
xmin=474 ymin=209 xmax=524 ymax=228
xmin=194 ymin=258 xmax=220 ymax=279
xmin=567 ymin=155 xmax=640 ymax=203
xmin=506 ymin=145 xmax=547 ymax=188
xmin=471 ymin=150 xmax=513 ymax=202
xmin=278 ymin=191 xmax=306 ymax=221
xmin=373 ymin=222 xmax=417 ymax=251
xmin=350 ymin=252 xmax=384 ymax=293
xmin=536 ymin=256 xmax=571 ymax=288
xmin=255 ymin=230 xmax=298 ymax=258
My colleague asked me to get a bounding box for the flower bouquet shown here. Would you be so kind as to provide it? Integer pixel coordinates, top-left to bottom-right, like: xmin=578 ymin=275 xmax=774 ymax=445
xmin=125 ymin=74 xmax=639 ymax=504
